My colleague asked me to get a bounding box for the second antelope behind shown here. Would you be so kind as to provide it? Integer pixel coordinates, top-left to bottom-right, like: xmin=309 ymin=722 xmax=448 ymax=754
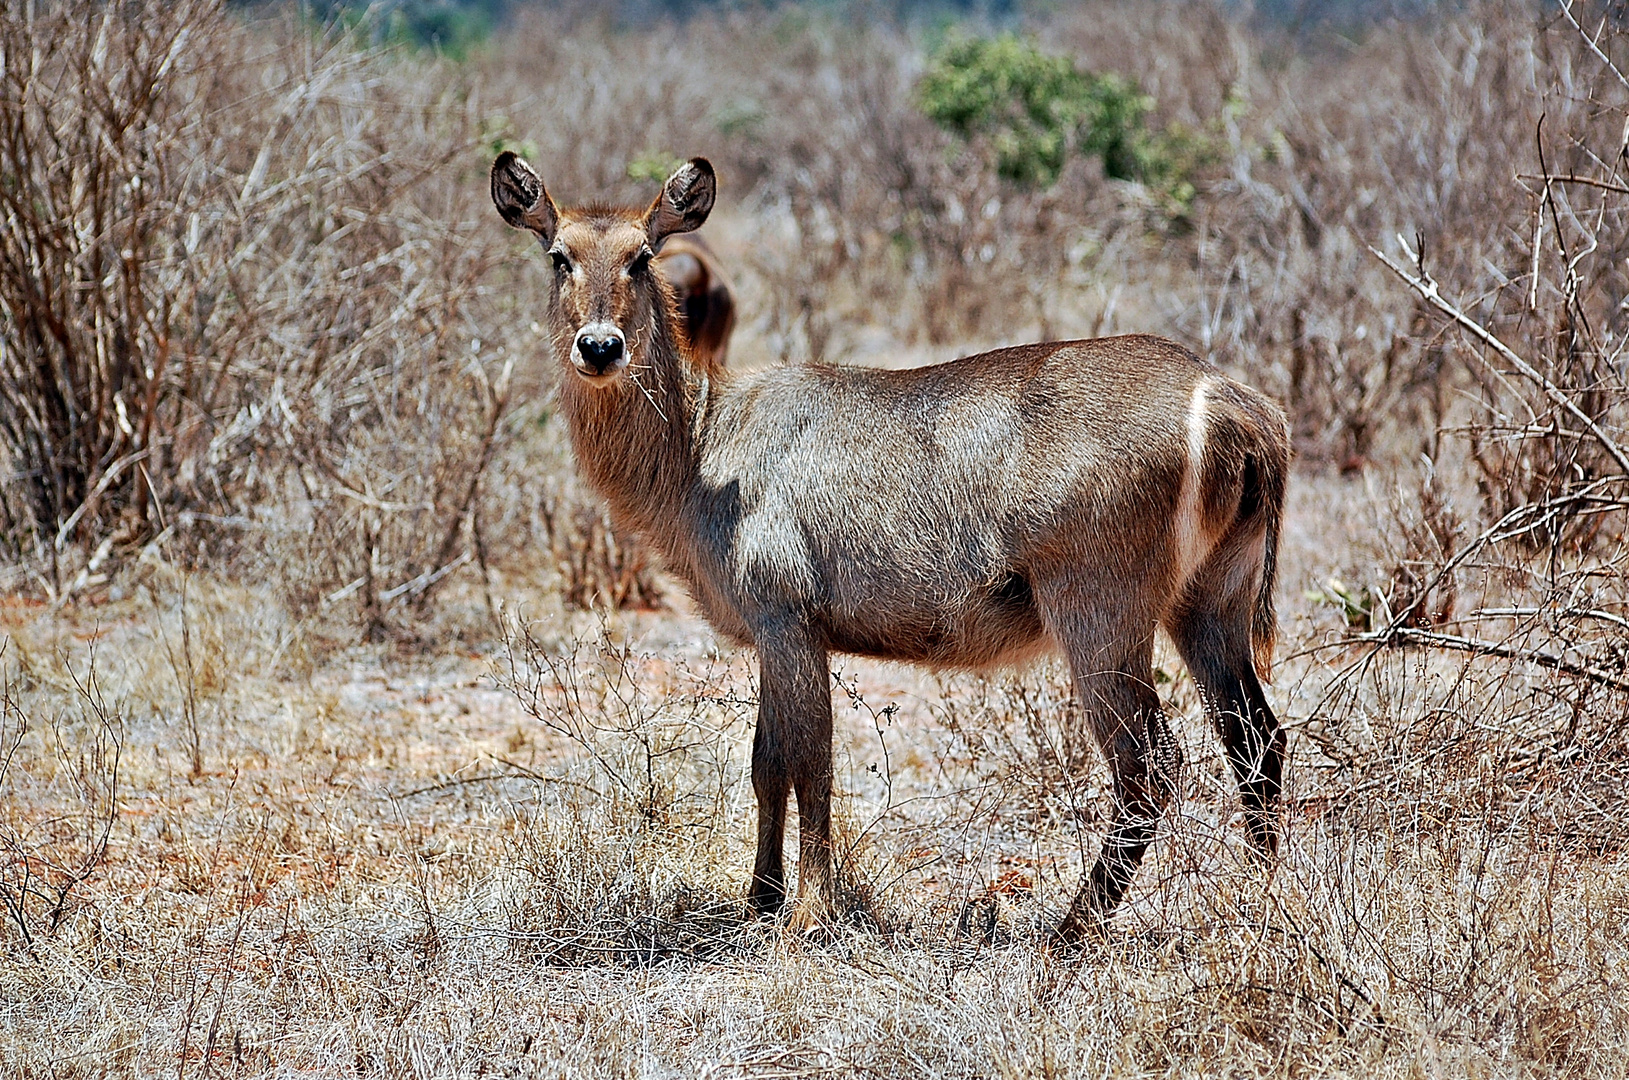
xmin=492 ymin=151 xmax=1291 ymax=941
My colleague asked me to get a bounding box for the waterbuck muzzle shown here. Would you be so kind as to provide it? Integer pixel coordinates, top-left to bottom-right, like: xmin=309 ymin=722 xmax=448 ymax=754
xmin=572 ymin=321 xmax=627 ymax=380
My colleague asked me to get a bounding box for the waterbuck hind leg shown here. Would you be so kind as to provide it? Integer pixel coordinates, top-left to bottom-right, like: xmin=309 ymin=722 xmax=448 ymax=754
xmin=750 ymin=626 xmax=836 ymax=926
xmin=1168 ymin=607 xmax=1284 ymax=855
xmin=1165 ymin=380 xmax=1289 ymax=855
xmin=1051 ymin=619 xmax=1181 ymax=943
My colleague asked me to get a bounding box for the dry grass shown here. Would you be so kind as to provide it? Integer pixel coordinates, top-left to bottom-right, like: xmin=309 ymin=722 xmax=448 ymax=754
xmin=3 ymin=535 xmax=1627 ymax=1076
xmin=3 ymin=0 xmax=1629 ymax=1076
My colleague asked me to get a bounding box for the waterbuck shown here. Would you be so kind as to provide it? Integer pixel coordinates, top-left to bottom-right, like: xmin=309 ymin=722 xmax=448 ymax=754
xmin=491 ymin=151 xmax=1290 ymax=940
xmin=656 ymin=233 xmax=736 ymax=370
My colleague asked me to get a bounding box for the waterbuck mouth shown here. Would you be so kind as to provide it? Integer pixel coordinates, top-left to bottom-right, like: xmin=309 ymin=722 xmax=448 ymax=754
xmin=572 ymin=322 xmax=628 ymax=382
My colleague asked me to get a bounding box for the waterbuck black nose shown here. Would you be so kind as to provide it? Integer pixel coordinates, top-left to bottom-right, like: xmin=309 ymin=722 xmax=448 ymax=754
xmin=576 ymin=333 xmax=624 ymax=374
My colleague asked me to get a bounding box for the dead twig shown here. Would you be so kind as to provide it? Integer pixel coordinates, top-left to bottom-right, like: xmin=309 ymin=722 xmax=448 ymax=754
xmin=1370 ymin=236 xmax=1629 ymax=477
xmin=1354 ymin=625 xmax=1629 ymax=695
xmin=1516 ymin=172 xmax=1629 ymax=196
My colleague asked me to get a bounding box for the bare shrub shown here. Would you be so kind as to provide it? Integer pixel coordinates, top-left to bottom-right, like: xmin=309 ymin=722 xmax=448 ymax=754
xmin=1345 ymin=5 xmax=1629 ymax=756
xmin=535 ymin=482 xmax=664 ymax=612
xmin=496 ymin=619 xmax=751 ymax=827
xmin=488 ymin=618 xmax=766 ymax=960
xmin=0 ymin=2 xmax=519 ymax=634
xmin=1380 ymin=460 xmax=1463 ymax=629
xmin=0 ymin=1 xmax=223 ymax=572
xmin=0 ymin=644 xmax=122 ymax=950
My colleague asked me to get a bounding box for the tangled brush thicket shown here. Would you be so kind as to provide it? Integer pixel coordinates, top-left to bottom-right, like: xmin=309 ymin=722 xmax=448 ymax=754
xmin=5 ymin=1 xmax=1626 ymax=649
xmin=0 ymin=1 xmax=516 ymax=633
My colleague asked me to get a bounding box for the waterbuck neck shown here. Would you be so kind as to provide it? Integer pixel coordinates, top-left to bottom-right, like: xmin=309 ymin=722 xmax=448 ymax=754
xmin=556 ymin=296 xmax=709 ymax=538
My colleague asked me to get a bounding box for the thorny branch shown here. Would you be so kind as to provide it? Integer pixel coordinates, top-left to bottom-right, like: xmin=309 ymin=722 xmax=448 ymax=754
xmin=1369 ymin=237 xmax=1629 ymax=477
xmin=1354 ymin=625 xmax=1629 ymax=695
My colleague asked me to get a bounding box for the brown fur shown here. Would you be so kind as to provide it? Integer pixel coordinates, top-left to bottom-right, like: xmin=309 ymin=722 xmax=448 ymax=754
xmin=491 ymin=151 xmax=1291 ymax=940
xmin=656 ymin=233 xmax=735 ymax=372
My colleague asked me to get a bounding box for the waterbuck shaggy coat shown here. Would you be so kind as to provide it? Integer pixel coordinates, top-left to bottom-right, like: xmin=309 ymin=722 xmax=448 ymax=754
xmin=491 ymin=151 xmax=1291 ymax=940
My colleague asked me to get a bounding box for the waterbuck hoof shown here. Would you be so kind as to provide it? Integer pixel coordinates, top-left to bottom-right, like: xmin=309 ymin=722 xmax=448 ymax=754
xmin=1049 ymin=907 xmax=1111 ymax=951
xmin=747 ymin=895 xmax=784 ymax=920
xmin=747 ymin=873 xmax=787 ymax=919
xmin=784 ymin=897 xmax=838 ymax=937
xmin=1247 ymin=818 xmax=1282 ymax=859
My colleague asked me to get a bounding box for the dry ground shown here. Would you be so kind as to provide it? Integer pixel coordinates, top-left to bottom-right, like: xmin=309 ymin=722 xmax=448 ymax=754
xmin=3 ymin=475 xmax=1627 ymax=1078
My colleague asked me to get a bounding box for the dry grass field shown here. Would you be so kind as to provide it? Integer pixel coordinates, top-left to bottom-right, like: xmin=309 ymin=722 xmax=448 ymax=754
xmin=3 ymin=1 xmax=1629 ymax=1076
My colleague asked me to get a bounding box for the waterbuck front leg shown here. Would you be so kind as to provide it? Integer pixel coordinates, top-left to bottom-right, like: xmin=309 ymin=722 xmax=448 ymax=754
xmin=749 ymin=624 xmax=836 ymax=927
xmin=748 ymin=716 xmax=791 ymax=915
xmin=1049 ymin=610 xmax=1182 ymax=943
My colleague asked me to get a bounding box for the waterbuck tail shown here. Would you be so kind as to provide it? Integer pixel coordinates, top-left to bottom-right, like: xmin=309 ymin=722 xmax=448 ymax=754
xmin=1244 ymin=436 xmax=1283 ymax=680
xmin=1190 ymin=378 xmax=1290 ymax=683
xmin=1247 ymin=404 xmax=1290 ymax=682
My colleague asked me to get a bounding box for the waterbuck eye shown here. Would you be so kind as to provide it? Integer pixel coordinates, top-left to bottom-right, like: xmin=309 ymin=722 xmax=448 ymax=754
xmin=629 ymin=248 xmax=654 ymax=276
xmin=549 ymin=249 xmax=573 ymax=276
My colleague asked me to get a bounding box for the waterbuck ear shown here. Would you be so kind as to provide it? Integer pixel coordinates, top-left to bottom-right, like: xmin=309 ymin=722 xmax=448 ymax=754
xmin=647 ymin=157 xmax=715 ymax=250
xmin=490 ymin=150 xmax=558 ymax=244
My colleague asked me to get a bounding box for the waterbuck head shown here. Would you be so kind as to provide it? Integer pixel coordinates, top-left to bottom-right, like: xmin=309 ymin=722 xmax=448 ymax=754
xmin=490 ymin=150 xmax=715 ymax=386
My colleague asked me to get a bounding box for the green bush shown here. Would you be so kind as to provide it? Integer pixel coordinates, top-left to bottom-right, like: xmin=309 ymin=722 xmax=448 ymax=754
xmin=316 ymin=0 xmax=495 ymax=61
xmin=388 ymin=2 xmax=490 ymax=60
xmin=917 ymin=33 xmax=1214 ymax=210
xmin=627 ymin=150 xmax=687 ymax=184
xmin=917 ymin=33 xmax=1086 ymax=186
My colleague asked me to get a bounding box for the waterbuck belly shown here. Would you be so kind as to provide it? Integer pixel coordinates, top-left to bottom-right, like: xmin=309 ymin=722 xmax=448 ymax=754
xmin=814 ymin=567 xmax=1049 ymax=669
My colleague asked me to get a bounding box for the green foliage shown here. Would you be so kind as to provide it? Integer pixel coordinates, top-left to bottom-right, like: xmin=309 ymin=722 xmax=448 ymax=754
xmin=917 ymin=33 xmax=1086 ymax=186
xmin=627 ymin=150 xmax=686 ymax=184
xmin=317 ymin=1 xmax=495 ymax=61
xmin=1306 ymin=578 xmax=1375 ymax=631
xmin=917 ymin=33 xmax=1218 ymax=211
xmin=477 ymin=115 xmax=536 ymax=167
xmin=1076 ymin=72 xmax=1154 ymax=182
xmin=388 ymin=2 xmax=490 ymax=60
xmin=711 ymin=98 xmax=768 ymax=139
